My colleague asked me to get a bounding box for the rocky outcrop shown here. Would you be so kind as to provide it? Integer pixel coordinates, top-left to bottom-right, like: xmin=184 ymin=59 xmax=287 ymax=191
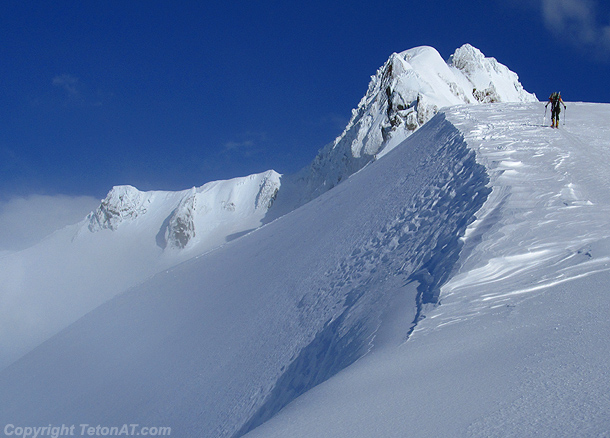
xmin=87 ymin=185 xmax=149 ymax=232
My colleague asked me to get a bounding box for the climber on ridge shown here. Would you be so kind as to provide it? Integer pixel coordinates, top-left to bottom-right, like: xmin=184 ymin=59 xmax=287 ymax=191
xmin=546 ymin=92 xmax=566 ymax=128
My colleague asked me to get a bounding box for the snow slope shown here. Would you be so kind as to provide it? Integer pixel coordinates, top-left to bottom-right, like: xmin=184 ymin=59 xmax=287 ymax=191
xmin=3 ymin=102 xmax=610 ymax=437
xmin=0 ymin=109 xmax=491 ymax=436
xmin=245 ymin=102 xmax=610 ymax=437
xmin=0 ymin=170 xmax=279 ymax=368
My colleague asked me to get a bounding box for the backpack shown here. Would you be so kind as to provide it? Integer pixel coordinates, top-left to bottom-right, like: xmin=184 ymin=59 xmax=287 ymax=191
xmin=550 ymin=92 xmax=561 ymax=112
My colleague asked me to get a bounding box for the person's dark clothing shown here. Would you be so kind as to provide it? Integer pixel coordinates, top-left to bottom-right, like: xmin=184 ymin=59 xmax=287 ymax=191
xmin=546 ymin=93 xmax=566 ymax=127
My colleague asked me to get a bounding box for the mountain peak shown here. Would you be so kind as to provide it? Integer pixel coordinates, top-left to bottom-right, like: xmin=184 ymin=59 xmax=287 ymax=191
xmin=276 ymin=44 xmax=537 ymax=212
xmin=449 ymin=43 xmax=535 ymax=103
xmin=86 ymin=170 xmax=281 ymax=251
xmin=87 ymin=185 xmax=149 ymax=232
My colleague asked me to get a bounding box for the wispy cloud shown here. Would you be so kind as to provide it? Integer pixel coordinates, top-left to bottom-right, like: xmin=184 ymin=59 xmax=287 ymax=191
xmin=51 ymin=74 xmax=109 ymax=106
xmin=541 ymin=0 xmax=610 ymax=55
xmin=502 ymin=0 xmax=610 ymax=57
xmin=222 ymin=132 xmax=267 ymax=157
xmin=52 ymin=74 xmax=80 ymax=97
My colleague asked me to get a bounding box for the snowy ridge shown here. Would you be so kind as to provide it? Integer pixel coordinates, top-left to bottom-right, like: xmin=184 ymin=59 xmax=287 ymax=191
xmin=243 ymin=103 xmax=610 ymax=438
xmin=277 ymin=44 xmax=536 ymax=212
xmin=420 ymin=102 xmax=610 ymax=333
xmin=0 ymin=112 xmax=491 ymax=437
xmin=87 ymin=170 xmax=280 ymax=250
xmin=0 ymin=170 xmax=280 ymax=368
xmin=235 ymin=114 xmax=490 ymax=437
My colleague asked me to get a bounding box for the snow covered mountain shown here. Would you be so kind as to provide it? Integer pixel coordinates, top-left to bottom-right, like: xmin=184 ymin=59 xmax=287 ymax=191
xmin=87 ymin=170 xmax=280 ymax=250
xmin=271 ymin=44 xmax=537 ymax=215
xmin=0 ymin=170 xmax=279 ymax=368
xmin=5 ymin=44 xmax=609 ymax=437
xmin=3 ymin=101 xmax=610 ymax=438
xmin=0 ymin=44 xmax=534 ymax=369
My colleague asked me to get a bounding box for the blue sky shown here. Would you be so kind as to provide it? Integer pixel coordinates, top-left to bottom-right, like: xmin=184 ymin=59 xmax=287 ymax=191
xmin=2 ymin=0 xmax=610 ymax=203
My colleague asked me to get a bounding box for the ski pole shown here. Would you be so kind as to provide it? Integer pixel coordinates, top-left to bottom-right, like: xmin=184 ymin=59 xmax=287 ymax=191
xmin=544 ymin=106 xmax=547 ymax=126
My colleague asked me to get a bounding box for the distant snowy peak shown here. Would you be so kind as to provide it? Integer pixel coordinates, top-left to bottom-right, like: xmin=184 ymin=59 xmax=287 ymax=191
xmin=86 ymin=170 xmax=280 ymax=251
xmin=87 ymin=185 xmax=150 ymax=232
xmin=289 ymin=44 xmax=536 ymax=207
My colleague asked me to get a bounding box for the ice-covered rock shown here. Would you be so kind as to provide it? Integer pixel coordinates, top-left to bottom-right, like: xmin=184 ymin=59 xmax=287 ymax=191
xmin=165 ymin=189 xmax=197 ymax=250
xmin=158 ymin=170 xmax=281 ymax=250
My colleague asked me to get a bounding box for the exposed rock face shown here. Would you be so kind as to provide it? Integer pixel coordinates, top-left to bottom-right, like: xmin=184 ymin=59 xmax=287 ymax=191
xmin=255 ymin=176 xmax=280 ymax=210
xmin=165 ymin=190 xmax=197 ymax=250
xmin=88 ymin=185 xmax=149 ymax=232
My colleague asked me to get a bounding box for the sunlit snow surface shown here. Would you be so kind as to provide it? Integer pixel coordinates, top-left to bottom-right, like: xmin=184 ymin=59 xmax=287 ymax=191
xmin=246 ymin=102 xmax=610 ymax=437
xmin=2 ymin=103 xmax=610 ymax=437
xmin=442 ymin=103 xmax=610 ymax=307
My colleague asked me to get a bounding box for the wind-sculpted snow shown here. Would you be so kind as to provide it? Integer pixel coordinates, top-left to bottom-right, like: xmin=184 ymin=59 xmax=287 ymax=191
xmin=236 ymin=115 xmax=490 ymax=436
xmin=0 ymin=114 xmax=490 ymax=437
xmin=426 ymin=103 xmax=610 ymax=330
xmin=244 ymin=102 xmax=610 ymax=438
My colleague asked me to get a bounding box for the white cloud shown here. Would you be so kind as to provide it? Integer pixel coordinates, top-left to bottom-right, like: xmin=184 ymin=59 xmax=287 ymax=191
xmin=540 ymin=0 xmax=610 ymax=54
xmin=222 ymin=132 xmax=268 ymax=157
xmin=52 ymin=74 xmax=80 ymax=96
xmin=0 ymin=195 xmax=100 ymax=252
xmin=224 ymin=139 xmax=255 ymax=151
